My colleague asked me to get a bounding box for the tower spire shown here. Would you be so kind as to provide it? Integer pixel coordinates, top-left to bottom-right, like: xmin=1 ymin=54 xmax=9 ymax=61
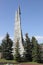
xmin=13 ymin=7 xmax=24 ymax=55
xmin=18 ymin=5 xmax=21 ymax=15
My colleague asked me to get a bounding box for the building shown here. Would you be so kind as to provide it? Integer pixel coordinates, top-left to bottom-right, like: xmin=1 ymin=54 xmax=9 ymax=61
xmin=13 ymin=6 xmax=24 ymax=55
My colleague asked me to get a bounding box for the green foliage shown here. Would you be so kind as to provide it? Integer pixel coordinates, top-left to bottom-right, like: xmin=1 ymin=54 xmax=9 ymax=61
xmin=1 ymin=33 xmax=13 ymax=60
xmin=0 ymin=46 xmax=2 ymax=52
xmin=14 ymin=40 xmax=21 ymax=62
xmin=37 ymin=44 xmax=41 ymax=62
xmin=0 ymin=33 xmax=41 ymax=63
xmin=31 ymin=37 xmax=37 ymax=62
xmin=23 ymin=33 xmax=32 ymax=61
xmin=31 ymin=37 xmax=41 ymax=62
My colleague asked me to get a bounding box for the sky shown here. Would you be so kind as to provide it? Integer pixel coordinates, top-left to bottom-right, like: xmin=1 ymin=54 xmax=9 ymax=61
xmin=0 ymin=0 xmax=43 ymax=43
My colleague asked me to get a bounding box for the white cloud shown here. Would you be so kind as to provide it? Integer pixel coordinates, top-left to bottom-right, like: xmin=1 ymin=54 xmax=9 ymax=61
xmin=0 ymin=35 xmax=43 ymax=43
xmin=34 ymin=36 xmax=43 ymax=43
xmin=35 ymin=36 xmax=43 ymax=40
xmin=10 ymin=37 xmax=13 ymax=41
xmin=0 ymin=36 xmax=4 ymax=42
xmin=0 ymin=36 xmax=13 ymax=43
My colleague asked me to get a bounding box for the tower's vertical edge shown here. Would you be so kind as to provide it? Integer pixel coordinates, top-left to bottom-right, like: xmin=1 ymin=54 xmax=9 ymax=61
xmin=13 ymin=6 xmax=24 ymax=55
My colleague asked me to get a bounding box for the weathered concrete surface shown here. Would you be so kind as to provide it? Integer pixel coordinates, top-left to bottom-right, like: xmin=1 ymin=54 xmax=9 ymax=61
xmin=13 ymin=6 xmax=24 ymax=55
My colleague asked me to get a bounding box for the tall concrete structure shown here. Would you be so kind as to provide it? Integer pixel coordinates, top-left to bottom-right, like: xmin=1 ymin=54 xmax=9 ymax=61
xmin=13 ymin=6 xmax=24 ymax=55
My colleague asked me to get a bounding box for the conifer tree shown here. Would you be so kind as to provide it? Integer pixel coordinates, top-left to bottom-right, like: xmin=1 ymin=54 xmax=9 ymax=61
xmin=37 ymin=44 xmax=41 ymax=62
xmin=0 ymin=46 xmax=2 ymax=52
xmin=31 ymin=37 xmax=38 ymax=62
xmin=24 ymin=33 xmax=32 ymax=61
xmin=1 ymin=33 xmax=13 ymax=60
xmin=14 ymin=40 xmax=21 ymax=62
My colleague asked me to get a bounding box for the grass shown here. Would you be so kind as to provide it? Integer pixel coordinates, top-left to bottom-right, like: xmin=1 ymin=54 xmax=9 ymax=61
xmin=20 ymin=62 xmax=38 ymax=64
xmin=19 ymin=62 xmax=43 ymax=65
xmin=0 ymin=59 xmax=18 ymax=63
xmin=0 ymin=59 xmax=43 ymax=65
xmin=0 ymin=59 xmax=19 ymax=65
